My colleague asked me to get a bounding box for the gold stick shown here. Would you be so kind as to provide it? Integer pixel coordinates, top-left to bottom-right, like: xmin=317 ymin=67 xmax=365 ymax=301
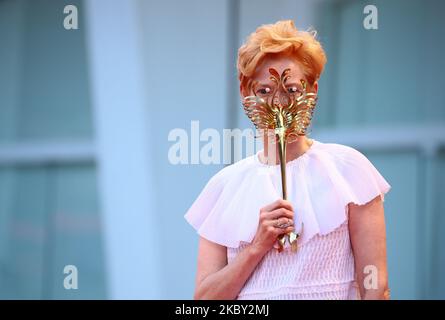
xmin=275 ymin=113 xmax=299 ymax=252
xmin=276 ymin=126 xmax=288 ymax=252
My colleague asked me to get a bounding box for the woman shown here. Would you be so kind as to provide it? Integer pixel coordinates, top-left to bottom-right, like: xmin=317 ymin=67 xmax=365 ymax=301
xmin=184 ymin=20 xmax=391 ymax=300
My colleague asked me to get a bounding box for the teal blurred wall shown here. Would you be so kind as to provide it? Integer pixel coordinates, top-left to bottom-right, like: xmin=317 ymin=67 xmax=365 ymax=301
xmin=315 ymin=0 xmax=445 ymax=299
xmin=0 ymin=0 xmax=444 ymax=299
xmin=0 ymin=0 xmax=106 ymax=299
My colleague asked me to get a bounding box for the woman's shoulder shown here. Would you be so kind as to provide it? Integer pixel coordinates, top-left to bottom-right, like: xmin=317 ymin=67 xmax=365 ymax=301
xmin=314 ymin=139 xmax=368 ymax=158
xmin=311 ymin=139 xmax=391 ymax=203
xmin=184 ymin=153 xmax=260 ymax=247
xmin=311 ymin=140 xmax=379 ymax=172
xmin=205 ymin=153 xmax=257 ymax=186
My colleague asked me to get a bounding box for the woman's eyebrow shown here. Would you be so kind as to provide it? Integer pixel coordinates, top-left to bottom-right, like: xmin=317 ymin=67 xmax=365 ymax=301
xmin=256 ymin=82 xmax=273 ymax=88
xmin=255 ymin=78 xmax=305 ymax=89
xmin=283 ymin=81 xmax=299 ymax=86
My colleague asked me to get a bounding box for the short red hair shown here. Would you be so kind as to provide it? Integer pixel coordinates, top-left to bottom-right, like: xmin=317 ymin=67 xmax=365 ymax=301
xmin=237 ymin=20 xmax=327 ymax=95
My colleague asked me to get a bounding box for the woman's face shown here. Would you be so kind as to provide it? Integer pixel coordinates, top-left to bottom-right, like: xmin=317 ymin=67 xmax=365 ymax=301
xmin=245 ymin=54 xmax=318 ymax=98
xmin=242 ymin=54 xmax=319 ymax=143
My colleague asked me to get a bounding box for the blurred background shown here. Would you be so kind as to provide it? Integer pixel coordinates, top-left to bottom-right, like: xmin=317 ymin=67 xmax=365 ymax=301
xmin=0 ymin=0 xmax=444 ymax=299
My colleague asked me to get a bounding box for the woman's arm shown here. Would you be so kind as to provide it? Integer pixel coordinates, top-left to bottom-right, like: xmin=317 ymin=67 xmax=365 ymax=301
xmin=348 ymin=194 xmax=390 ymax=300
xmin=193 ymin=237 xmax=265 ymax=300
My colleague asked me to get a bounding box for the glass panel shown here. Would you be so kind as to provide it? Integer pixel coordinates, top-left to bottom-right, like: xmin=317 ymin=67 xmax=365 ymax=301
xmin=49 ymin=164 xmax=106 ymax=299
xmin=0 ymin=164 xmax=106 ymax=299
xmin=0 ymin=0 xmax=93 ymax=143
xmin=0 ymin=166 xmax=48 ymax=299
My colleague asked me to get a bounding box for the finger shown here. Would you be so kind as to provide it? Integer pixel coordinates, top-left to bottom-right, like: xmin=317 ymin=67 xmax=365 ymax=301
xmin=278 ymin=225 xmax=295 ymax=234
xmin=272 ymin=217 xmax=294 ymax=229
xmin=275 ymin=225 xmax=295 ymax=235
xmin=261 ymin=199 xmax=293 ymax=213
xmin=265 ymin=217 xmax=293 ymax=229
xmin=263 ymin=207 xmax=294 ymax=220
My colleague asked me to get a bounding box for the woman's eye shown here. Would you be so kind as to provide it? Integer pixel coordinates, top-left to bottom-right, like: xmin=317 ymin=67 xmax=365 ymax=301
xmin=257 ymin=88 xmax=271 ymax=95
xmin=287 ymin=86 xmax=300 ymax=93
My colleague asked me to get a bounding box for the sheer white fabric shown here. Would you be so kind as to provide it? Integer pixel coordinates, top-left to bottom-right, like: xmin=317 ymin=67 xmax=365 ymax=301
xmin=184 ymin=138 xmax=391 ymax=300
xmin=227 ymin=222 xmax=360 ymax=300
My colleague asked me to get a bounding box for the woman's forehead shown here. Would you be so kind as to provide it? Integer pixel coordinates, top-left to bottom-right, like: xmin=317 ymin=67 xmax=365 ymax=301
xmin=253 ymin=56 xmax=304 ymax=82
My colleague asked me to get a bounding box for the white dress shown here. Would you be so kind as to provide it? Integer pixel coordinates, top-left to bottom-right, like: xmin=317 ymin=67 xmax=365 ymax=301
xmin=184 ymin=139 xmax=391 ymax=300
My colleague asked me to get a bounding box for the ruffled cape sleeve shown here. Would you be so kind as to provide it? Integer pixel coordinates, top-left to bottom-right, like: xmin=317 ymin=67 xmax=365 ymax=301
xmin=184 ymin=157 xmax=278 ymax=248
xmin=184 ymin=141 xmax=392 ymax=249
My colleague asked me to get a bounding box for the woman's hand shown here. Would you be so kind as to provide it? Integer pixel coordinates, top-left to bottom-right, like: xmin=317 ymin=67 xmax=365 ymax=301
xmin=251 ymin=199 xmax=295 ymax=255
